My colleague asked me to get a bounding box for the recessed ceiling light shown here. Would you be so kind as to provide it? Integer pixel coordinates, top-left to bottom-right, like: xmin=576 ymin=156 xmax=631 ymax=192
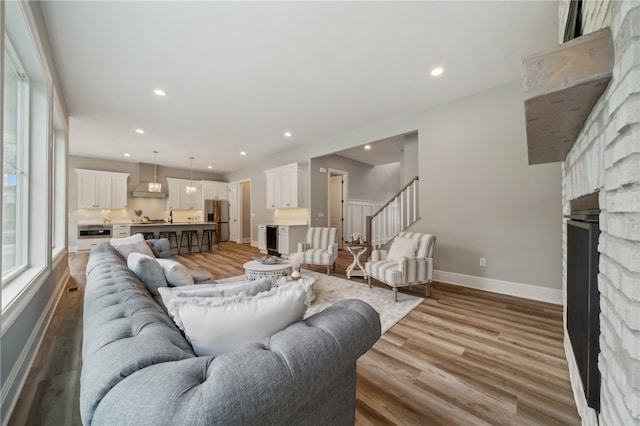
xmin=430 ymin=67 xmax=444 ymax=77
xmin=207 ymin=165 xmax=213 ymax=169
xmin=240 ymin=151 xmax=247 ymax=156
xmin=284 ymin=132 xmax=292 ymax=138
xmin=124 ymin=153 xmax=131 ymax=157
xmin=364 ymin=145 xmax=371 ymax=150
xmin=135 ymin=129 xmax=144 ymax=134
xmin=154 ymin=89 xmax=166 ymax=96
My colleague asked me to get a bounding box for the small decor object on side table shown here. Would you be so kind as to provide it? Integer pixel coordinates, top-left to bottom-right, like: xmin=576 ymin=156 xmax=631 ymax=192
xmin=350 ymin=232 xmax=364 ymax=244
xmin=288 ymin=252 xmax=304 ymax=280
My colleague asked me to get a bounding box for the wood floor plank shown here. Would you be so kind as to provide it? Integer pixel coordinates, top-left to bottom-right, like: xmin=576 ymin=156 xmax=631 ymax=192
xmin=10 ymin=243 xmax=580 ymax=425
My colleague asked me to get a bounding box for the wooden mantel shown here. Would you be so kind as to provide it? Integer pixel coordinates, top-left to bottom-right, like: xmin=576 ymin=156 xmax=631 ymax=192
xmin=523 ymin=27 xmax=614 ymax=165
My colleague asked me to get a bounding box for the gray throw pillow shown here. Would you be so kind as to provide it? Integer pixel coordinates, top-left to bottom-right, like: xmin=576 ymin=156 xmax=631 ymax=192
xmin=115 ymin=240 xmax=156 ymax=259
xmin=127 ymin=252 xmax=168 ymax=296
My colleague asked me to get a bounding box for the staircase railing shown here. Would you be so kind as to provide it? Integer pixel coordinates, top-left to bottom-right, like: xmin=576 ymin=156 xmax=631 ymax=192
xmin=366 ymin=176 xmax=419 ymax=250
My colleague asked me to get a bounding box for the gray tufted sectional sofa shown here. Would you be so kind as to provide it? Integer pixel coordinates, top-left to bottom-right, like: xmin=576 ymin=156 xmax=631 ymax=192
xmin=81 ymin=243 xmax=381 ymax=425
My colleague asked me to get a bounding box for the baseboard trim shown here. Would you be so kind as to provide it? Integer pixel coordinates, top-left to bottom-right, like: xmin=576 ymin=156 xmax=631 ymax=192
xmin=1 ymin=268 xmax=69 ymax=426
xmin=433 ymin=270 xmax=562 ymax=305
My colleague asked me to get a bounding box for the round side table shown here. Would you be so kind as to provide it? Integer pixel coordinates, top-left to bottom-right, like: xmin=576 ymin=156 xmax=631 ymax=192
xmin=345 ymin=242 xmax=369 ymax=279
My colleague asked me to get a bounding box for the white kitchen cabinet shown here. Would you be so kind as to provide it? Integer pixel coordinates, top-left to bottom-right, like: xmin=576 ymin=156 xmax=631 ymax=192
xmin=112 ymin=224 xmax=131 ymax=238
xmin=266 ymin=173 xmax=278 ymax=209
xmin=111 ymin=175 xmax=129 ymax=209
xmin=76 ymin=169 xmax=129 ymax=209
xmin=201 ymin=180 xmax=228 ymax=200
xmin=258 ymin=224 xmax=267 ymax=253
xmin=278 ymin=226 xmax=289 ymax=255
xmin=264 ymin=162 xmax=307 ymax=209
xmin=167 ymin=178 xmax=202 ymax=210
xmin=277 ymin=225 xmax=307 ymax=256
xmin=166 ymin=179 xmax=182 ymax=210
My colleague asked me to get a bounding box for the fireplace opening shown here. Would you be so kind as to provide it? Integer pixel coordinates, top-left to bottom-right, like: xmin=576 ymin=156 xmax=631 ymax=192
xmin=566 ymin=191 xmax=600 ymax=411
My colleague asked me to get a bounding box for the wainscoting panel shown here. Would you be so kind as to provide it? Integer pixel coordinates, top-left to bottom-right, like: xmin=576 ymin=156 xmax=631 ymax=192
xmin=347 ymin=200 xmax=383 ymax=241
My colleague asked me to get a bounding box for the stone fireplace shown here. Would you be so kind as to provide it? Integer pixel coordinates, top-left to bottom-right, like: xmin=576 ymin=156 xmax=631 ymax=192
xmin=559 ymin=1 xmax=640 ymax=424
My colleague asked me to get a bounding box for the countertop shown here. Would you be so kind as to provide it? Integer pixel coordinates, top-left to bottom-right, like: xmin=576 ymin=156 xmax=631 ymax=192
xmin=130 ymin=221 xmax=216 ymax=226
xmin=259 ymin=222 xmax=308 ymax=227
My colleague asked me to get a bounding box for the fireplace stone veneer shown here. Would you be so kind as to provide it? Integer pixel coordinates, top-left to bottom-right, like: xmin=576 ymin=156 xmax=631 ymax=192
xmin=559 ymin=1 xmax=640 ymax=424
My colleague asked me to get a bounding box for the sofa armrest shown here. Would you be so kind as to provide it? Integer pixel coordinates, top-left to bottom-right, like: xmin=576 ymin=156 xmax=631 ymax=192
xmin=298 ymin=241 xmax=310 ymax=252
xmin=329 ymin=242 xmax=338 ymax=261
xmin=89 ymin=300 xmax=381 ymax=425
xmin=371 ymin=249 xmax=388 ymax=262
xmin=399 ymin=257 xmax=434 ymax=282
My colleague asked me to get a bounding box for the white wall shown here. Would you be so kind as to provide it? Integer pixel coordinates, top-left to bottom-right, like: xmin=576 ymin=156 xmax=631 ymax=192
xmin=419 ymin=82 xmax=562 ymax=290
xmin=228 ymin=80 xmax=563 ymax=299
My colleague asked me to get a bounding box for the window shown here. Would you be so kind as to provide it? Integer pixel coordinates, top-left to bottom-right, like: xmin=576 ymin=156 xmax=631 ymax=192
xmin=2 ymin=39 xmax=29 ymax=283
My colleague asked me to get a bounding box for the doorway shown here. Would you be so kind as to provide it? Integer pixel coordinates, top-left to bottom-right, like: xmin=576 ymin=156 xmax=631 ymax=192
xmin=328 ymin=169 xmax=348 ymax=249
xmin=238 ymin=180 xmax=252 ymax=244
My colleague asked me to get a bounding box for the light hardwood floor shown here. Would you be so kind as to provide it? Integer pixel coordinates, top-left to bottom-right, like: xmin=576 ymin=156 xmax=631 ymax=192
xmin=9 ymin=242 xmax=579 ymax=425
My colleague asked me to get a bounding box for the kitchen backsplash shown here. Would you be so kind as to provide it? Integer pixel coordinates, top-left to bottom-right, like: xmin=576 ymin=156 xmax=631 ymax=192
xmin=72 ymin=203 xmax=203 ymax=224
xmin=273 ymin=208 xmax=308 ymax=224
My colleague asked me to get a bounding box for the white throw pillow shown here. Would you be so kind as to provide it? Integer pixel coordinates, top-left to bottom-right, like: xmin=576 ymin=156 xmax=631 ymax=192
xmin=110 ymin=233 xmax=144 ymax=247
xmin=158 ymin=278 xmax=272 ymax=312
xmin=386 ymin=237 xmax=419 ymax=261
xmin=167 ymin=282 xmax=312 ymax=357
xmin=156 ymin=258 xmax=195 ymax=286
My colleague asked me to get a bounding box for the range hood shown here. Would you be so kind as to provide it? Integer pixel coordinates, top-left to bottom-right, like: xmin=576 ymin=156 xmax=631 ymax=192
xmin=131 ymin=163 xmax=166 ymax=198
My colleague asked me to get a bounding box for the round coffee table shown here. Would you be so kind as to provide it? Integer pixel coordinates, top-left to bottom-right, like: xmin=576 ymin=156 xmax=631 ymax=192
xmin=243 ymin=260 xmax=292 ymax=286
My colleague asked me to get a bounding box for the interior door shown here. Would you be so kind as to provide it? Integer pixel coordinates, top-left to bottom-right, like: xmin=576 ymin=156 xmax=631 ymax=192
xmin=329 ymin=174 xmax=344 ymax=249
xmin=228 ymin=182 xmax=238 ymax=243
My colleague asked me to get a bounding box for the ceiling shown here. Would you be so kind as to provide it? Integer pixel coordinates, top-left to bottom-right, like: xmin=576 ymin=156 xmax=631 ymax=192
xmin=41 ymin=1 xmax=558 ymax=173
xmin=334 ymin=134 xmax=408 ymax=166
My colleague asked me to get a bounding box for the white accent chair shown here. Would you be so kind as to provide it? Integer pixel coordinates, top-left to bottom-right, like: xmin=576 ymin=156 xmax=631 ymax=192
xmin=298 ymin=227 xmax=338 ymax=275
xmin=365 ymin=231 xmax=436 ymax=302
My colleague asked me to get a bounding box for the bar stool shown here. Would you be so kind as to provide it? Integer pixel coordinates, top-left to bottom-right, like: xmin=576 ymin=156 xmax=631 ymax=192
xmin=158 ymin=231 xmax=180 ymax=254
xmin=179 ymin=230 xmax=201 ymax=253
xmin=201 ymin=229 xmax=218 ymax=252
xmin=141 ymin=232 xmax=156 ymax=240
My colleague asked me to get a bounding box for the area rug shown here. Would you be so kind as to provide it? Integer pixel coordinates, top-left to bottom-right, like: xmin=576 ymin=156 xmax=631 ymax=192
xmin=218 ymin=270 xmax=423 ymax=334
xmin=302 ymin=271 xmax=423 ymax=333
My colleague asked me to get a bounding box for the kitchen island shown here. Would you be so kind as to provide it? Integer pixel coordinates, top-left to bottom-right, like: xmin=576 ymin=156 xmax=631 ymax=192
xmin=130 ymin=222 xmax=217 ymax=253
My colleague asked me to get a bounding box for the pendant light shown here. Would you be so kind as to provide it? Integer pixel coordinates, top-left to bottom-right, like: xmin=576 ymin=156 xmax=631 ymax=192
xmin=185 ymin=157 xmax=197 ymax=194
xmin=148 ymin=150 xmax=162 ymax=192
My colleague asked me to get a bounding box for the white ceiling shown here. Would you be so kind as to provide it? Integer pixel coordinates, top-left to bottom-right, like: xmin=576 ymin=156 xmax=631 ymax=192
xmin=41 ymin=1 xmax=558 ymax=173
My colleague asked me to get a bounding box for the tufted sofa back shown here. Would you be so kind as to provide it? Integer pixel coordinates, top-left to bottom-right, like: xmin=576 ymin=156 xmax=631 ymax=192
xmin=81 ymin=244 xmax=196 ymax=424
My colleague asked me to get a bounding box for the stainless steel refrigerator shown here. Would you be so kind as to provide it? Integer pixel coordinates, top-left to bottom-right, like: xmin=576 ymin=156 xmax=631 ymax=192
xmin=204 ymin=199 xmax=230 ymax=241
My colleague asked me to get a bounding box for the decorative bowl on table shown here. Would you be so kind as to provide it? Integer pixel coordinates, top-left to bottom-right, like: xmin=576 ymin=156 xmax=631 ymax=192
xmin=252 ymin=256 xmax=282 ymax=265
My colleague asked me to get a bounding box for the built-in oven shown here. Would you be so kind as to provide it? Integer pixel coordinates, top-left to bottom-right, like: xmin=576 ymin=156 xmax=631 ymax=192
xmin=266 ymin=225 xmax=278 ymax=255
xmin=78 ymin=224 xmax=113 ymax=239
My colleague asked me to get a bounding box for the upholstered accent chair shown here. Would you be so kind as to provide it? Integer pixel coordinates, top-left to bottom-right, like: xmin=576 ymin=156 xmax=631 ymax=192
xmin=297 ymin=227 xmax=338 ymax=275
xmin=365 ymin=231 xmax=436 ymax=302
